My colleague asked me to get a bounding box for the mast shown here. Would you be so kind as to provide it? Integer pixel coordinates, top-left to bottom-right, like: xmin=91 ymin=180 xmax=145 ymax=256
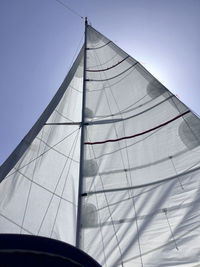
xmin=76 ymin=17 xmax=88 ymax=248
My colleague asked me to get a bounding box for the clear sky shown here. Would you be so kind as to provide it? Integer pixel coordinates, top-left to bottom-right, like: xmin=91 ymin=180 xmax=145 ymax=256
xmin=0 ymin=0 xmax=200 ymax=165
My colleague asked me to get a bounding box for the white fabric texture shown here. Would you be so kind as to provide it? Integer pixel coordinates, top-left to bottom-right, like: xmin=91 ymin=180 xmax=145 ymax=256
xmin=0 ymin=48 xmax=84 ymax=246
xmin=81 ymin=26 xmax=200 ymax=266
xmin=0 ymin=24 xmax=200 ymax=267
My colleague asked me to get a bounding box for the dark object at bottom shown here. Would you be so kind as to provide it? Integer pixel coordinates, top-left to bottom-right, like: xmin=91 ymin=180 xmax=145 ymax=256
xmin=0 ymin=234 xmax=101 ymax=267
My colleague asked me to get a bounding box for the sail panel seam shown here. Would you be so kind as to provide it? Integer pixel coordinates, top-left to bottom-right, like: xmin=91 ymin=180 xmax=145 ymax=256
xmin=85 ymin=95 xmax=174 ymax=125
xmin=50 ymin=129 xmax=80 ymax=237
xmin=5 ymin=128 xmax=80 ymax=179
xmin=86 ymin=57 xmax=135 ymax=90
xmin=54 ymin=109 xmax=75 ymax=122
xmin=86 ymin=63 xmax=138 ymax=82
xmin=87 ymin=41 xmax=112 ymax=50
xmin=85 ymin=110 xmax=190 ymax=145
xmin=83 ymin=164 xmax=200 ymax=195
xmin=77 ymin=198 xmax=199 ymax=226
xmin=16 ymin=169 xmax=77 ymax=206
xmin=0 ymin=213 xmax=33 ymax=235
xmin=86 ymin=56 xmax=129 ymax=72
xmin=36 ymin=136 xmax=79 ymax=163
xmin=37 ymin=129 xmax=80 ymax=235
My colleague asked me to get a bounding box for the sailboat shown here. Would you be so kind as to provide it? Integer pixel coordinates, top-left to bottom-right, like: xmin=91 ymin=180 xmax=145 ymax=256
xmin=0 ymin=17 xmax=200 ymax=266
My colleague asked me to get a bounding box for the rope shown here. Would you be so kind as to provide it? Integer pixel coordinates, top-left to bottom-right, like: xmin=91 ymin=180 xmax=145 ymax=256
xmin=55 ymin=0 xmax=84 ymax=19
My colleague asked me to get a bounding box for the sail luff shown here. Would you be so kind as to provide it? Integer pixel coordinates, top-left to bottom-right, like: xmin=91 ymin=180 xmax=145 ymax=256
xmin=76 ymin=17 xmax=88 ymax=248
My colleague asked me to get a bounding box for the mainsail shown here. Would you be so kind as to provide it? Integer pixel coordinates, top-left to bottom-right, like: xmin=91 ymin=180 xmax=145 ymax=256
xmin=1 ymin=19 xmax=200 ymax=266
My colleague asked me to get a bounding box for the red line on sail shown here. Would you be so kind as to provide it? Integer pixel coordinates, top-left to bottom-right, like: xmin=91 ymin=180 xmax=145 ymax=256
xmin=86 ymin=56 xmax=129 ymax=72
xmin=84 ymin=110 xmax=190 ymax=145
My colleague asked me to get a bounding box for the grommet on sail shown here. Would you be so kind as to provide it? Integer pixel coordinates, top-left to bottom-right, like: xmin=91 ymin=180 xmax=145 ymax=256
xmin=0 ymin=17 xmax=200 ymax=267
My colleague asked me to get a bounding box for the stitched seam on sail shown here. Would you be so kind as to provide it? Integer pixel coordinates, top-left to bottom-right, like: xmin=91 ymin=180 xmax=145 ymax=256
xmin=86 ymin=56 xmax=129 ymax=72
xmin=16 ymin=169 xmax=77 ymax=206
xmin=87 ymin=40 xmax=112 ymax=50
xmin=5 ymin=128 xmax=80 ymax=179
xmin=37 ymin=129 xmax=80 ymax=235
xmin=0 ymin=213 xmax=33 ymax=235
xmin=86 ymin=63 xmax=136 ymax=91
xmin=83 ymin=165 xmax=200 ymax=195
xmin=86 ymin=95 xmax=174 ymax=125
xmin=87 ymin=63 xmax=138 ymax=82
xmin=85 ymin=110 xmax=190 ymax=145
xmin=87 ymin=135 xmax=124 ymax=264
xmin=50 ymin=129 xmax=80 ymax=237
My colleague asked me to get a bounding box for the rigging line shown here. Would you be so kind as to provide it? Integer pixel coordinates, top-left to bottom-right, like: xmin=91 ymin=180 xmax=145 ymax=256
xmin=169 ymin=156 xmax=184 ymax=190
xmin=0 ymin=213 xmax=34 ymax=235
xmin=90 ymin=94 xmax=148 ymax=119
xmin=85 ymin=129 xmax=122 ymax=261
xmin=86 ymin=63 xmax=138 ymax=82
xmin=83 ymin=165 xmax=200 ymax=196
xmin=92 ymin=49 xmax=134 ymax=195
xmin=87 ymin=60 xmax=136 ymax=91
xmin=86 ymin=56 xmax=129 ymax=72
xmin=20 ymin=128 xmax=44 ymax=234
xmin=69 ymin=84 xmax=82 ymax=93
xmin=85 ymin=110 xmax=190 ymax=145
xmin=85 ymin=184 xmax=162 ymax=214
xmin=68 ymin=34 xmax=84 ymax=70
xmin=88 ymin=47 xmax=133 ymax=262
xmin=87 ymin=41 xmax=112 ymax=50
xmin=122 ymin=224 xmax=200 ymax=264
xmin=5 ymin=128 xmax=79 ymax=179
xmin=162 ymin=209 xmax=179 ymax=250
xmin=88 ymin=136 xmax=125 ymax=266
xmin=16 ymin=169 xmax=77 ymax=206
xmin=87 ymin=52 xmax=118 ymax=70
xmin=99 ymin=148 xmax=191 ymax=177
xmin=84 ymin=147 xmax=107 ymax=267
xmin=92 ymin=49 xmax=131 ymax=185
xmin=91 ymin=49 xmax=131 ymax=203
xmin=37 ymin=129 xmax=80 ymax=235
xmin=86 ymin=95 xmax=174 ymax=125
xmin=84 ymin=196 xmax=200 ymax=227
xmin=50 ymin=129 xmax=80 ymax=237
xmin=97 ymin=48 xmax=143 ymax=267
xmin=81 ymin=196 xmax=200 ymax=226
xmin=36 ymin=136 xmax=79 ymax=163
xmin=94 ymin=127 xmax=162 ymax=161
xmin=54 ymin=109 xmax=74 ymax=122
xmin=40 ymin=127 xmax=49 ymax=161
xmin=115 ymin=103 xmax=144 ymax=267
xmin=55 ymin=0 xmax=84 ymax=19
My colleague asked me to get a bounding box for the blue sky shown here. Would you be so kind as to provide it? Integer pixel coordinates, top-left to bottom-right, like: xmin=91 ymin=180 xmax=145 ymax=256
xmin=0 ymin=0 xmax=200 ymax=164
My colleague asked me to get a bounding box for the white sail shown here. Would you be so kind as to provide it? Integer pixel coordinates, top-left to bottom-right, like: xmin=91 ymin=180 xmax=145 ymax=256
xmin=0 ymin=46 xmax=84 ymax=245
xmin=1 ymin=23 xmax=200 ymax=266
